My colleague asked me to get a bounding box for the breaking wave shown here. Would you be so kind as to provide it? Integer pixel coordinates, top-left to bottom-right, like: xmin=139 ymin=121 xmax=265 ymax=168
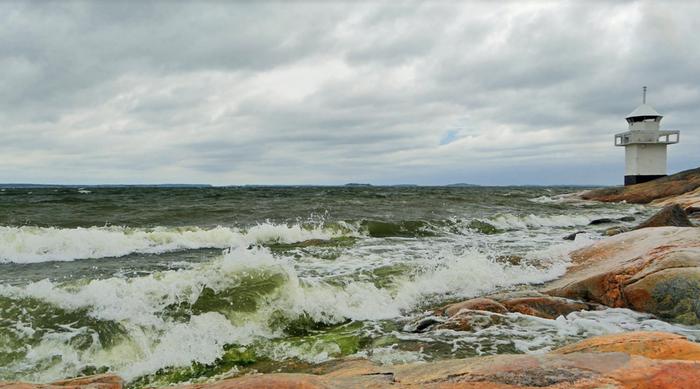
xmin=479 ymin=209 xmax=641 ymax=231
xmin=486 ymin=214 xmax=594 ymax=229
xmin=0 ymin=242 xmax=570 ymax=382
xmin=0 ymin=224 xmax=353 ymax=264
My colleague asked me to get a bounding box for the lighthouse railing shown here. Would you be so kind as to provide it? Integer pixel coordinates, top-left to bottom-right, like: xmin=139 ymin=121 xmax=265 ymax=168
xmin=657 ymin=131 xmax=680 ymax=144
xmin=614 ymin=130 xmax=679 ymax=146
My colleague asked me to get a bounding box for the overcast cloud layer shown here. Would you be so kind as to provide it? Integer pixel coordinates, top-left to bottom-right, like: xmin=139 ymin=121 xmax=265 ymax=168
xmin=2 ymin=1 xmax=699 ymax=185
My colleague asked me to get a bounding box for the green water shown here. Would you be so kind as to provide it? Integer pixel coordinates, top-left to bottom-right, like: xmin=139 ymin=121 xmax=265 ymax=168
xmin=2 ymin=186 xmax=693 ymax=386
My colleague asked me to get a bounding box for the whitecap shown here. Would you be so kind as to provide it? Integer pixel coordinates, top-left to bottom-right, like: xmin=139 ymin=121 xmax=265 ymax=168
xmin=0 ymin=223 xmax=351 ymax=263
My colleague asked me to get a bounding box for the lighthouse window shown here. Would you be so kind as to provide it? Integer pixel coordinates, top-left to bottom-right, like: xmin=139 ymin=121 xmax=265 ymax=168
xmin=629 ymin=115 xmax=659 ymax=123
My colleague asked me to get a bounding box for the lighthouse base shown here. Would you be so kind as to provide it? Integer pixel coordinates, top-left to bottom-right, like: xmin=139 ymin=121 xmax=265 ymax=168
xmin=624 ymin=174 xmax=666 ymax=186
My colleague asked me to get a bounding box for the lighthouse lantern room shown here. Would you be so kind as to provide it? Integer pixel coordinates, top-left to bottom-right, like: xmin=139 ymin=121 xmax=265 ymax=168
xmin=614 ymin=87 xmax=679 ymax=186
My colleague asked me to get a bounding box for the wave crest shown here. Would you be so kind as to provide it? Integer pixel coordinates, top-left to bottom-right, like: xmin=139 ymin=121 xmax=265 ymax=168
xmin=0 ymin=224 xmax=350 ymax=264
xmin=0 ymin=242 xmax=570 ymax=381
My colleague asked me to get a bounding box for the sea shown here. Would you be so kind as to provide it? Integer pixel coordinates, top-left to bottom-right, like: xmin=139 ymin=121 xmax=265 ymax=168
xmin=1 ymin=186 xmax=698 ymax=386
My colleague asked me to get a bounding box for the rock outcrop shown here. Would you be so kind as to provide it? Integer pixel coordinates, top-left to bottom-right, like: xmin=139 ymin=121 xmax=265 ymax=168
xmin=634 ymin=204 xmax=693 ymax=229
xmin=159 ymin=354 xmax=700 ymax=388
xmin=0 ymin=374 xmax=123 ymax=389
xmin=5 ymin=333 xmax=700 ymax=388
xmin=554 ymin=331 xmax=700 ymax=361
xmin=545 ymin=226 xmax=700 ymax=324
xmin=413 ymin=291 xmax=602 ymax=332
xmin=652 ymin=187 xmax=700 ymax=217
xmin=168 ymin=332 xmax=700 ymax=388
xmin=581 ymin=167 xmax=700 ymax=205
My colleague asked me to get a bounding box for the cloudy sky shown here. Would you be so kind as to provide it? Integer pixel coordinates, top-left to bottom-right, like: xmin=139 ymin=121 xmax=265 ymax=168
xmin=2 ymin=1 xmax=698 ymax=185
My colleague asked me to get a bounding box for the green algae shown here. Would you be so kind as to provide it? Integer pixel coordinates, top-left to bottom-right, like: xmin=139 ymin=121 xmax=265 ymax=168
xmin=128 ymin=322 xmax=371 ymax=388
xmin=0 ymin=296 xmax=126 ymax=364
xmin=467 ymin=220 xmax=501 ymax=235
xmin=128 ymin=345 xmax=259 ymax=388
xmin=267 ymin=236 xmax=358 ymax=252
xmin=0 ymin=295 xmax=127 ymax=380
xmin=652 ymin=276 xmax=700 ymax=325
xmin=163 ymin=270 xmax=287 ymax=322
xmin=370 ymin=264 xmax=412 ymax=288
xmin=361 ymin=220 xmax=436 ymax=238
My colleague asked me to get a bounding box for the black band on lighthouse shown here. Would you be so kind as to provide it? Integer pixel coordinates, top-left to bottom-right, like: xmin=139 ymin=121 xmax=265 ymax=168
xmin=624 ymin=175 xmax=666 ymax=186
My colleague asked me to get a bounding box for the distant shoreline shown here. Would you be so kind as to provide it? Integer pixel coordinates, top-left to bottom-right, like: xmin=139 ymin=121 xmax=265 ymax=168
xmin=0 ymin=183 xmax=603 ymax=189
xmin=0 ymin=184 xmax=213 ymax=189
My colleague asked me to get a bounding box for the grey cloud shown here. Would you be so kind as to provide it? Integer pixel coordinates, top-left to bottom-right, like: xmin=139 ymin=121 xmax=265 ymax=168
xmin=1 ymin=1 xmax=699 ymax=185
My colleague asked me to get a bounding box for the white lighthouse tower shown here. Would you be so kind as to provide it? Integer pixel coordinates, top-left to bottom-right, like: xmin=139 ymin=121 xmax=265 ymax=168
xmin=614 ymin=87 xmax=679 ymax=185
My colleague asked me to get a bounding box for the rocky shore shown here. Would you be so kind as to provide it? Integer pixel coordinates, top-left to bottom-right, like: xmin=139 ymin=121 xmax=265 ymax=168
xmin=4 ymin=332 xmax=700 ymax=388
xmin=581 ymin=167 xmax=700 ymax=215
xmin=4 ymin=170 xmax=700 ymax=389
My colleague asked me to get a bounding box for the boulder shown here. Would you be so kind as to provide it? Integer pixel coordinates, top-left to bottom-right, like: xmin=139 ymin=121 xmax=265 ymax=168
xmin=589 ymin=218 xmax=615 ymax=225
xmin=544 ymin=227 xmax=700 ymax=324
xmin=436 ymin=297 xmax=507 ymax=316
xmin=414 ymin=298 xmax=508 ymax=332
xmin=652 ymin=187 xmax=700 ymax=215
xmin=604 ymin=226 xmax=629 ymax=236
xmin=634 ymin=204 xmax=693 ymax=229
xmin=491 ymin=291 xmax=599 ymax=319
xmin=581 ymin=167 xmax=700 ymax=204
xmin=433 ymin=309 xmax=504 ymax=332
xmin=420 ymin=292 xmax=601 ymax=332
xmin=563 ymin=231 xmax=585 ymax=240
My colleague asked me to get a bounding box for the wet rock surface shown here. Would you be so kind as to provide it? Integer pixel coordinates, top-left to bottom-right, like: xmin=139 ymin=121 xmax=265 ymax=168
xmin=411 ymin=291 xmax=602 ymax=333
xmin=0 ymin=374 xmax=123 ymax=389
xmin=604 ymin=226 xmax=629 ymax=236
xmin=634 ymin=204 xmax=693 ymax=229
xmin=562 ymin=230 xmax=585 ymax=240
xmin=9 ymin=332 xmax=700 ymax=388
xmin=652 ymin=187 xmax=700 ymax=216
xmin=166 ymin=332 xmax=700 ymax=388
xmin=554 ymin=331 xmax=700 ymax=361
xmin=435 ymin=297 xmax=508 ymax=317
xmin=545 ymin=227 xmax=700 ymax=324
xmin=493 ymin=292 xmax=599 ymax=320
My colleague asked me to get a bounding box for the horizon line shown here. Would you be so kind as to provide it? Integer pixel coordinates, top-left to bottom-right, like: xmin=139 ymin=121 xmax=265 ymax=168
xmin=0 ymin=182 xmax=609 ymax=188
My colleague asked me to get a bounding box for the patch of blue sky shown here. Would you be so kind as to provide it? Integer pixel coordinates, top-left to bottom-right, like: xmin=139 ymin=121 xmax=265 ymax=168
xmin=440 ymin=130 xmax=459 ymax=145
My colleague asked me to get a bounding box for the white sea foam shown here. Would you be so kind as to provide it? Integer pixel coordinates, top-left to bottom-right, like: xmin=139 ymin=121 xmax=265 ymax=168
xmin=441 ymin=308 xmax=700 ymax=355
xmin=529 ymin=195 xmax=559 ymax=204
xmin=359 ymin=345 xmax=425 ymax=365
xmin=528 ymin=192 xmax=590 ymax=205
xmin=392 ymin=248 xmax=569 ymax=309
xmin=0 ymin=206 xmax=657 ymax=384
xmin=486 ymin=214 xmax=595 ymax=229
xmin=0 ymin=247 xmax=288 ymax=381
xmin=0 ymin=223 xmax=347 ymax=263
xmin=124 ymin=312 xmax=262 ymax=380
xmin=483 ymin=208 xmax=643 ymax=230
xmin=0 ymin=239 xmax=574 ymax=382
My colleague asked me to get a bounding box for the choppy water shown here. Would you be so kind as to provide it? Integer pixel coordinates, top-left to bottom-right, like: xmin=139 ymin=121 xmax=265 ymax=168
xmin=1 ymin=186 xmax=698 ymax=386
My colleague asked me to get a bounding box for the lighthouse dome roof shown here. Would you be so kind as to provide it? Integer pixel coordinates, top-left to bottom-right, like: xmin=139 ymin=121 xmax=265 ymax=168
xmin=626 ymin=103 xmax=662 ymax=119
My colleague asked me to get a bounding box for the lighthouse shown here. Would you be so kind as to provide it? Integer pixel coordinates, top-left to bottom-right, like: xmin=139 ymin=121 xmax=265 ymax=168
xmin=614 ymin=87 xmax=679 ymax=185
